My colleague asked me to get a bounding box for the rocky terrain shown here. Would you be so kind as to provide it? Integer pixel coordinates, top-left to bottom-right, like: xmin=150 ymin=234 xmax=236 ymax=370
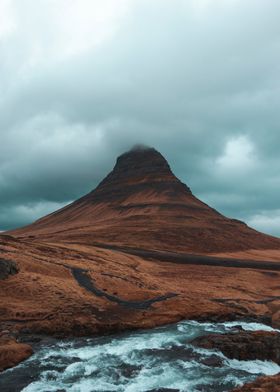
xmin=192 ymin=328 xmax=280 ymax=391
xmin=1 ymin=146 xmax=280 ymax=389
xmin=191 ymin=330 xmax=280 ymax=363
xmin=0 ymin=336 xmax=33 ymax=372
xmin=233 ymin=374 xmax=280 ymax=392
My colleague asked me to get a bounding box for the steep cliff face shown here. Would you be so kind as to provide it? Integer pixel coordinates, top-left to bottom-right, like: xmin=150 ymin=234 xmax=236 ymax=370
xmin=8 ymin=146 xmax=280 ymax=253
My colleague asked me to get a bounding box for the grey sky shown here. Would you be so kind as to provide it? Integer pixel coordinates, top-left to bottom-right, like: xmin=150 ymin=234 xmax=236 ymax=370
xmin=0 ymin=0 xmax=280 ymax=236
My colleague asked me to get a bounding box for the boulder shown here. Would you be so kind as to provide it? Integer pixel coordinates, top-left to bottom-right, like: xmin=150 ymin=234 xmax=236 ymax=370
xmin=0 ymin=337 xmax=33 ymax=372
xmin=232 ymin=374 xmax=280 ymax=391
xmin=0 ymin=259 xmax=18 ymax=280
xmin=191 ymin=330 xmax=280 ymax=364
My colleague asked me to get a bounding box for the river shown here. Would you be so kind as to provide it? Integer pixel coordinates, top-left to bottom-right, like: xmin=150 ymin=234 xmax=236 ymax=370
xmin=1 ymin=320 xmax=279 ymax=392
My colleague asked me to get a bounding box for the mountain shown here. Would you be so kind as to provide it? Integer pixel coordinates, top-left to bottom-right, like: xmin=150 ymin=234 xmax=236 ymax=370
xmin=1 ymin=146 xmax=280 ymax=375
xmin=9 ymin=146 xmax=280 ymax=254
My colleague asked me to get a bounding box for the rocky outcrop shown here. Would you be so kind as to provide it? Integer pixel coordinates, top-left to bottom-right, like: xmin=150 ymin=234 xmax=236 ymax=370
xmin=233 ymin=374 xmax=280 ymax=392
xmin=192 ymin=330 xmax=280 ymax=391
xmin=0 ymin=337 xmax=33 ymax=372
xmin=191 ymin=330 xmax=280 ymax=363
xmin=0 ymin=259 xmax=18 ymax=280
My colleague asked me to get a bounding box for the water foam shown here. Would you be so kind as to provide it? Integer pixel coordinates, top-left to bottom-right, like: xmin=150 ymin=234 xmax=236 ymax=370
xmin=2 ymin=320 xmax=278 ymax=392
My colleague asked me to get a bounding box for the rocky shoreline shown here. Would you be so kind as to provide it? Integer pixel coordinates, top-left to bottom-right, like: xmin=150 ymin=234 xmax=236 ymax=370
xmin=233 ymin=374 xmax=280 ymax=391
xmin=0 ymin=337 xmax=33 ymax=373
xmin=191 ymin=329 xmax=280 ymax=364
xmin=192 ymin=326 xmax=280 ymax=391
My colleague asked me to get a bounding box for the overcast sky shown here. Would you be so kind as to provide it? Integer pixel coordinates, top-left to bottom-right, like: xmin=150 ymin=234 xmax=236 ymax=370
xmin=0 ymin=0 xmax=280 ymax=236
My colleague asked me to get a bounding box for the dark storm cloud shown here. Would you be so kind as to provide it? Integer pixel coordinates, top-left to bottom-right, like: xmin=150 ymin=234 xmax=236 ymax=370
xmin=0 ymin=0 xmax=280 ymax=235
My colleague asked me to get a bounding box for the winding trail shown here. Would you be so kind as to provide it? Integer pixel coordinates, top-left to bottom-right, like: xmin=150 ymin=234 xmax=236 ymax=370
xmin=71 ymin=267 xmax=178 ymax=309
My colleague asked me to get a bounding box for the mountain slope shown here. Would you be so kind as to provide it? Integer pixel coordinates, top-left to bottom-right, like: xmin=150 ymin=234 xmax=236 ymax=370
xmin=9 ymin=146 xmax=280 ymax=253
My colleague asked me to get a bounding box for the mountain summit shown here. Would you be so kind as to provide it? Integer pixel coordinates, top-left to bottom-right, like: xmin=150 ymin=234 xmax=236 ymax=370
xmin=9 ymin=147 xmax=280 ymax=253
xmin=86 ymin=146 xmax=191 ymax=204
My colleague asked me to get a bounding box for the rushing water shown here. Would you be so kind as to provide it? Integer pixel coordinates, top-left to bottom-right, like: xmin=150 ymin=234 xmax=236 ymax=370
xmin=1 ymin=320 xmax=280 ymax=392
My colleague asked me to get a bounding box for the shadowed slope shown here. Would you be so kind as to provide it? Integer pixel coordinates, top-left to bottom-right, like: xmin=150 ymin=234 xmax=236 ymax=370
xmin=9 ymin=146 xmax=280 ymax=253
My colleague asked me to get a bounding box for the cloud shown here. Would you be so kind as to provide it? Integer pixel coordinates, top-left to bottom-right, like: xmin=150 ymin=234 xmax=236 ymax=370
xmin=247 ymin=210 xmax=280 ymax=237
xmin=216 ymin=136 xmax=256 ymax=174
xmin=0 ymin=0 xmax=16 ymax=39
xmin=0 ymin=0 xmax=279 ymax=237
xmin=0 ymin=201 xmax=67 ymax=231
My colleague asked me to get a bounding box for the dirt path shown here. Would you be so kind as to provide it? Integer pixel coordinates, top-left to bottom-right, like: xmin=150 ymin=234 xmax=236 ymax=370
xmin=71 ymin=267 xmax=178 ymax=309
xmin=92 ymin=244 xmax=280 ymax=271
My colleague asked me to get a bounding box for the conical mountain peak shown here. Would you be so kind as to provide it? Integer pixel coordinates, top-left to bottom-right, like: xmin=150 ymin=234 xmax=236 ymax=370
xmin=89 ymin=146 xmax=192 ymax=202
xmin=8 ymin=146 xmax=280 ymax=255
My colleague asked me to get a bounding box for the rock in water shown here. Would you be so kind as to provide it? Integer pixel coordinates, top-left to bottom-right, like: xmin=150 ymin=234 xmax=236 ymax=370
xmin=191 ymin=330 xmax=280 ymax=364
xmin=0 ymin=337 xmax=33 ymax=372
xmin=233 ymin=374 xmax=280 ymax=392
